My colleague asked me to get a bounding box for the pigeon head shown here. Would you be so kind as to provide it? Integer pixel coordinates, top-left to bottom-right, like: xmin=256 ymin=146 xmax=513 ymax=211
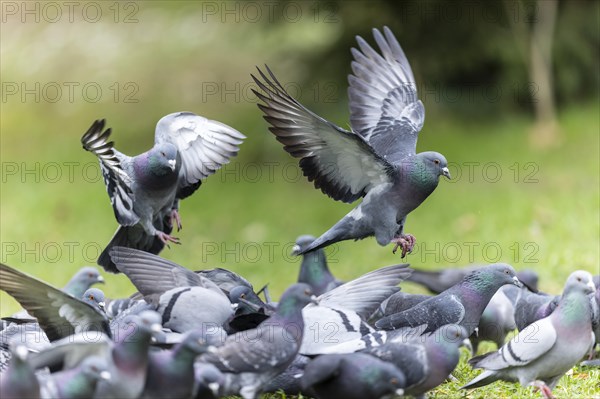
xmin=515 ymin=269 xmax=539 ymax=292
xmin=417 ymin=151 xmax=450 ymax=179
xmin=138 ymin=310 xmax=163 ymax=334
xmin=563 ymin=270 xmax=595 ymax=296
xmin=292 ymin=235 xmax=318 ymax=255
xmin=80 ymin=356 xmax=111 ymax=382
xmin=63 ymin=266 xmax=104 ymax=298
xmin=357 ymin=357 xmax=406 ymax=396
xmin=149 ymin=143 xmax=179 ymax=174
xmin=195 ymin=364 xmax=225 ymax=397
xmin=401 ymin=151 xmax=450 ymax=189
xmin=465 ymin=263 xmax=522 ymax=292
xmin=180 ymin=330 xmax=218 ymax=355
xmin=82 ymin=288 xmax=106 ymax=312
xmin=277 ymin=283 xmax=317 ymax=311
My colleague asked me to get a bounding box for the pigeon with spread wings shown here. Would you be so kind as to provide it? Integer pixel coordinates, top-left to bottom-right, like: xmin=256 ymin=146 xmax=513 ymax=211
xmin=82 ymin=112 xmax=245 ymax=272
xmin=253 ymin=26 xmax=449 ymax=257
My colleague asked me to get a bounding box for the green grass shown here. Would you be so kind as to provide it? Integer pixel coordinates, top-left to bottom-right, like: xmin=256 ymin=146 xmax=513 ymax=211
xmin=1 ymin=103 xmax=599 ymax=398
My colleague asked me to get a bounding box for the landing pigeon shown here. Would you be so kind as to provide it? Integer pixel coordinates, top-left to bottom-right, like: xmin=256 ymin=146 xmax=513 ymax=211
xmin=462 ymin=270 xmax=596 ymax=398
xmin=375 ymin=263 xmax=522 ymax=335
xmin=253 ymin=26 xmax=450 ymax=258
xmin=81 ymin=112 xmax=245 ymax=272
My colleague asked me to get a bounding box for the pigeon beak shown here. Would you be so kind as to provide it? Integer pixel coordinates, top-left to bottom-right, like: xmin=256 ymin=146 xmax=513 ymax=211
xmin=15 ymin=345 xmax=28 ymax=361
xmin=98 ymin=301 xmax=106 ymax=311
xmin=310 ymin=295 xmax=319 ymax=305
xmin=207 ymin=345 xmax=218 ymax=354
xmin=291 ymin=244 xmax=302 ymax=257
xmin=168 ymin=159 xmax=176 ymax=171
xmin=441 ymin=167 xmax=451 ymax=179
xmin=97 ymin=276 xmax=105 ymax=284
xmin=151 ymin=323 xmax=163 ymax=334
xmin=587 ymin=280 xmax=596 ymax=293
xmin=208 ymin=382 xmax=220 ymax=396
xmin=231 ymin=303 xmax=239 ymax=310
xmin=100 ymin=371 xmax=111 ymax=381
xmin=460 ymin=338 xmax=474 ymax=355
xmin=395 ymin=388 xmax=405 ymax=396
xmin=512 ymin=276 xmax=523 ymax=287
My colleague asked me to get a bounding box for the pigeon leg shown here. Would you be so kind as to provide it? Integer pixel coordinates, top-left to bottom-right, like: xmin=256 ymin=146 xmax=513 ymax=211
xmin=391 ymin=234 xmax=416 ymax=258
xmin=530 ymin=381 xmax=554 ymax=399
xmin=157 ymin=231 xmax=180 ymax=246
xmin=170 ymin=209 xmax=182 ymax=231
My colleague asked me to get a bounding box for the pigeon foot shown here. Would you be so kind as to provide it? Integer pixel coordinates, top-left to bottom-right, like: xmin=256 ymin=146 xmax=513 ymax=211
xmin=530 ymin=380 xmax=554 ymax=399
xmin=391 ymin=234 xmax=416 ymax=258
xmin=157 ymin=231 xmax=180 ymax=246
xmin=170 ymin=209 xmax=182 ymax=231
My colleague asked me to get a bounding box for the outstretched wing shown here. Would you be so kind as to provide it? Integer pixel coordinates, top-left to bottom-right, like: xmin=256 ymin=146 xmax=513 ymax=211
xmin=0 ymin=264 xmax=110 ymax=341
xmin=154 ymin=112 xmax=245 ymax=199
xmin=252 ymin=66 xmax=393 ymax=204
xmin=348 ymin=26 xmax=425 ymax=164
xmin=81 ymin=119 xmax=138 ymax=226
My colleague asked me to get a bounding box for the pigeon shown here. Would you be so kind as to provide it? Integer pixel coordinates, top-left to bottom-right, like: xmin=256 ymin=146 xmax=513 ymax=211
xmin=300 ymin=352 xmax=406 ymax=399
xmin=299 ymin=263 xmax=412 ymax=355
xmin=0 ymin=344 xmax=40 ymax=399
xmin=262 ymin=354 xmax=311 ymax=395
xmin=252 ymin=26 xmax=450 ymax=258
xmin=193 ymin=363 xmax=226 ymax=399
xmin=406 ymin=265 xmax=539 ymax=294
xmin=199 ymin=283 xmax=316 ymax=399
xmin=0 ymin=263 xmax=111 ymax=342
xmin=362 ymin=324 xmax=470 ymax=397
xmin=110 ymin=247 xmax=233 ymax=335
xmin=514 ymin=288 xmax=560 ymax=331
xmin=375 ymin=263 xmax=522 ymax=335
xmin=29 ymin=311 xmax=162 ymax=399
xmin=81 ymin=112 xmax=245 ymax=272
xmin=462 ymin=270 xmax=596 ymax=398
xmin=62 ymin=267 xmax=105 ymax=298
xmin=292 ymin=235 xmax=343 ymax=295
xmin=226 ymin=286 xmax=274 ymax=332
xmin=39 ymin=356 xmax=111 ymax=399
xmin=195 ymin=268 xmax=253 ymax=293
xmin=140 ymin=330 xmax=218 ymax=399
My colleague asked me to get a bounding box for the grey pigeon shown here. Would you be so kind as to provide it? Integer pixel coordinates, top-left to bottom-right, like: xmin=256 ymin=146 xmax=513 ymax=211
xmin=252 ymin=26 xmax=450 ymax=258
xmin=81 ymin=112 xmax=245 ymax=272
xmin=62 ymin=267 xmax=105 ymax=298
xmin=39 ymin=356 xmax=111 ymax=399
xmin=199 ymin=283 xmax=316 ymax=399
xmin=292 ymin=235 xmax=343 ymax=295
xmin=0 ymin=344 xmax=40 ymax=399
xmin=193 ymin=363 xmax=226 ymax=399
xmin=110 ymin=247 xmax=233 ymax=335
xmin=141 ymin=330 xmax=218 ymax=399
xmin=300 ymin=352 xmax=406 ymax=399
xmin=462 ymin=270 xmax=596 ymax=398
xmin=0 ymin=263 xmax=110 ymax=342
xmin=262 ymin=354 xmax=310 ymax=395
xmin=362 ymin=324 xmax=470 ymax=398
xmin=375 ymin=263 xmax=522 ymax=335
xmin=30 ymin=311 xmax=161 ymax=399
xmin=300 ymin=263 xmax=412 ymax=355
xmin=406 ymin=265 xmax=539 ymax=294
xmin=514 ymin=288 xmax=560 ymax=331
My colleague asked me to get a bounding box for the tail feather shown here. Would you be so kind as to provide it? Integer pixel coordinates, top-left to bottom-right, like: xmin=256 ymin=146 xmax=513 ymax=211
xmin=98 ymin=225 xmax=168 ymax=273
xmin=298 ymin=216 xmax=368 ymax=255
xmin=461 ymin=370 xmax=499 ymax=390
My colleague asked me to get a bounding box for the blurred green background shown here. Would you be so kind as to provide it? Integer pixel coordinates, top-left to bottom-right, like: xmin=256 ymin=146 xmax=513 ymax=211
xmin=1 ymin=2 xmax=599 ymax=395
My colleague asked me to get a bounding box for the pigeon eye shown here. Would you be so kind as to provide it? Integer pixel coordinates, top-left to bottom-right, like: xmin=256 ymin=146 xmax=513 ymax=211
xmin=161 ymin=151 xmax=166 ymax=157
xmin=88 ymin=273 xmax=94 ymax=278
xmin=434 ymin=159 xmax=440 ymax=165
xmin=240 ymin=293 xmax=246 ymax=299
xmin=577 ymin=277 xmax=581 ymax=282
xmin=90 ymin=295 xmax=94 ymax=300
xmin=304 ymin=288 xmax=311 ymax=296
xmin=391 ymin=378 xmax=398 ymax=384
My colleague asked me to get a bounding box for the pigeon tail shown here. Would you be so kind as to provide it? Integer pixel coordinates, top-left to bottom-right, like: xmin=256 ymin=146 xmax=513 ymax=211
xmin=296 ymin=217 xmax=367 ymax=255
xmin=461 ymin=370 xmax=499 ymax=390
xmin=98 ymin=225 xmax=168 ymax=273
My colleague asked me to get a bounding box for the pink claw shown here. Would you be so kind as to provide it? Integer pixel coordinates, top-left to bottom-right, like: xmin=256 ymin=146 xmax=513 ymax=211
xmin=170 ymin=209 xmax=182 ymax=231
xmin=531 ymin=381 xmax=554 ymax=399
xmin=391 ymin=234 xmax=416 ymax=258
xmin=157 ymin=231 xmax=180 ymax=246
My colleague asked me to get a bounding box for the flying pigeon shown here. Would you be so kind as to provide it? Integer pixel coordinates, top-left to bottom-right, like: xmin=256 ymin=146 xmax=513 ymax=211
xmin=81 ymin=112 xmax=245 ymax=272
xmin=252 ymin=26 xmax=450 ymax=258
xmin=375 ymin=263 xmax=522 ymax=335
xmin=292 ymin=235 xmax=343 ymax=295
xmin=462 ymin=270 xmax=596 ymax=398
xmin=199 ymin=283 xmax=316 ymax=399
xmin=300 ymin=352 xmax=406 ymax=399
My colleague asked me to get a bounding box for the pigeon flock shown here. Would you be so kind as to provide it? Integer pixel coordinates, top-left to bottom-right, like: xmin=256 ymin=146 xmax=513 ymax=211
xmin=1 ymin=26 xmax=598 ymax=399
